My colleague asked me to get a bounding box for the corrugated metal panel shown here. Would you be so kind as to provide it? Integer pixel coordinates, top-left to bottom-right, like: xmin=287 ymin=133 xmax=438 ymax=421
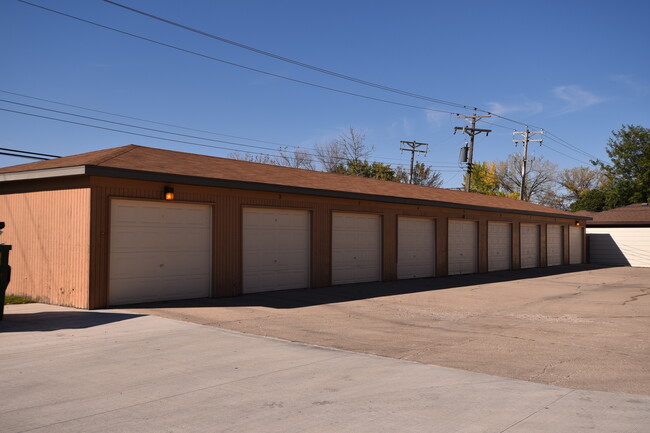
xmin=587 ymin=227 xmax=650 ymax=267
xmin=0 ymin=189 xmax=90 ymax=308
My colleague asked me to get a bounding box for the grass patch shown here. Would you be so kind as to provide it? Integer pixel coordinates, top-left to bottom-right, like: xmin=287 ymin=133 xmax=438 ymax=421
xmin=4 ymin=295 xmax=35 ymax=305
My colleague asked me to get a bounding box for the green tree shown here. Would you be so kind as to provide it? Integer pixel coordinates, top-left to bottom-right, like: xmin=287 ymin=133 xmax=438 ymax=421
xmin=334 ymin=160 xmax=398 ymax=181
xmin=591 ymin=124 xmax=650 ymax=207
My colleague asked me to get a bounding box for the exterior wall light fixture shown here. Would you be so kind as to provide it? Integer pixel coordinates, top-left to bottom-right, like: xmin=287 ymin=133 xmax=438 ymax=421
xmin=164 ymin=186 xmax=174 ymax=200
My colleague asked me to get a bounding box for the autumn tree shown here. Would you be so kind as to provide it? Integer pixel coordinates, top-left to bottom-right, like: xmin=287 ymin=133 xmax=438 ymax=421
xmin=462 ymin=161 xmax=517 ymax=197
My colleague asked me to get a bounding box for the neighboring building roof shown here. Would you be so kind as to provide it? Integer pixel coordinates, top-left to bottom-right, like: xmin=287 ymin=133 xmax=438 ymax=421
xmin=0 ymin=144 xmax=584 ymax=220
xmin=575 ymin=203 xmax=650 ymax=227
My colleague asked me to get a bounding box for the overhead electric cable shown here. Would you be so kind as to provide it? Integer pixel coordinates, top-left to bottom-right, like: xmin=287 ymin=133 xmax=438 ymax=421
xmin=99 ymin=0 xmax=581 ymax=137
xmin=16 ymin=1 xmax=458 ymax=117
xmin=0 ymin=106 xmax=459 ymax=169
xmin=0 ymin=89 xmax=460 ymax=167
xmin=0 ymin=89 xmax=290 ymax=148
xmin=101 ymin=0 xmax=470 ymax=111
xmin=0 ymin=98 xmax=282 ymax=153
xmin=0 ymin=151 xmax=49 ymax=161
xmin=0 ymin=147 xmax=60 ymax=158
xmin=0 ymin=107 xmax=286 ymax=157
xmin=0 ymin=98 xmax=458 ymax=167
xmin=19 ymin=0 xmax=594 ymax=162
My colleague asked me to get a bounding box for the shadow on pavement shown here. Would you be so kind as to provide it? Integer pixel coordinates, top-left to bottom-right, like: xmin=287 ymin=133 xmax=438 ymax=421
xmin=0 ymin=311 xmax=144 ymax=332
xmin=123 ymin=264 xmax=618 ymax=311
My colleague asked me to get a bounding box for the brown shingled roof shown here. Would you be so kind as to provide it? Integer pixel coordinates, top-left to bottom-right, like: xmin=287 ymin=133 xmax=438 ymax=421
xmin=0 ymin=144 xmax=581 ymax=218
xmin=575 ymin=203 xmax=650 ymax=226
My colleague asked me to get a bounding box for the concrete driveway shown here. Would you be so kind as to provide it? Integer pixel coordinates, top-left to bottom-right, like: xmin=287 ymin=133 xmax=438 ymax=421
xmin=2 ymin=302 xmax=649 ymax=433
xmin=127 ymin=265 xmax=650 ymax=396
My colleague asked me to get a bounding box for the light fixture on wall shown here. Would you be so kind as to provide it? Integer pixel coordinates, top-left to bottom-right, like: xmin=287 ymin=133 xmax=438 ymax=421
xmin=575 ymin=220 xmax=581 ymax=226
xmin=164 ymin=186 xmax=174 ymax=200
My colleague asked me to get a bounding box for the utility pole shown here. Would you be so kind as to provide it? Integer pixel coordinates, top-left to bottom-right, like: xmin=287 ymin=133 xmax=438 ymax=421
xmin=453 ymin=111 xmax=491 ymax=192
xmin=513 ymin=127 xmax=543 ymax=200
xmin=400 ymin=140 xmax=429 ymax=184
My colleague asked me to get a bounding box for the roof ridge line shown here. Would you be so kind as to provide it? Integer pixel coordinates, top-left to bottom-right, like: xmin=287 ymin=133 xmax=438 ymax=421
xmin=93 ymin=144 xmax=140 ymax=166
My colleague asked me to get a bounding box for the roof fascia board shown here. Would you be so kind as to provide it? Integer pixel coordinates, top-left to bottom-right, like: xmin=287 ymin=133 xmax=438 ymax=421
xmin=0 ymin=166 xmax=87 ymax=182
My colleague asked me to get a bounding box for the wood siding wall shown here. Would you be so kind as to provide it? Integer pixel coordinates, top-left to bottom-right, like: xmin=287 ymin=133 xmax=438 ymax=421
xmin=0 ymin=189 xmax=90 ymax=308
xmin=86 ymin=177 xmax=586 ymax=309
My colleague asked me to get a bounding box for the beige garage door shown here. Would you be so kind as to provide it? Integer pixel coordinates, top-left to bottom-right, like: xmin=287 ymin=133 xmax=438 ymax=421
xmin=520 ymin=224 xmax=540 ymax=269
xmin=570 ymin=226 xmax=584 ymax=264
xmin=448 ymin=220 xmax=477 ymax=275
xmin=547 ymin=225 xmax=563 ymax=266
xmin=397 ymin=216 xmax=435 ymax=279
xmin=332 ymin=213 xmax=381 ymax=285
xmin=488 ymin=222 xmax=511 ymax=272
xmin=109 ymin=199 xmax=212 ymax=305
xmin=243 ymin=208 xmax=310 ymax=293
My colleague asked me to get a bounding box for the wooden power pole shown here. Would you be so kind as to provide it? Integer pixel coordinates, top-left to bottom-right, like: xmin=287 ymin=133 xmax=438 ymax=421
xmin=454 ymin=111 xmax=491 ymax=192
xmin=400 ymin=140 xmax=429 ymax=184
xmin=513 ymin=127 xmax=543 ymax=200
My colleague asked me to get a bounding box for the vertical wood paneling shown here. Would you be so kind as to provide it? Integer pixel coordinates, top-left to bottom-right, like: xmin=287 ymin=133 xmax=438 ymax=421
xmin=0 ymin=189 xmax=90 ymax=308
xmin=82 ymin=177 xmax=588 ymax=308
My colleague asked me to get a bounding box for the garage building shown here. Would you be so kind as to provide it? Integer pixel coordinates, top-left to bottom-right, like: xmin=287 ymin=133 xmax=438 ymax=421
xmin=0 ymin=145 xmax=588 ymax=308
xmin=577 ymin=204 xmax=650 ymax=267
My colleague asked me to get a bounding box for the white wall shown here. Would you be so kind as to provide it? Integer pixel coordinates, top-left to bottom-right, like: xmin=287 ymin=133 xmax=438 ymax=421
xmin=587 ymin=227 xmax=650 ymax=267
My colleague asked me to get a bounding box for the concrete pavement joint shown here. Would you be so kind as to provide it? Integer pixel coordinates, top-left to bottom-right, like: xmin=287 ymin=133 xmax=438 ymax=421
xmin=498 ymin=390 xmax=576 ymax=433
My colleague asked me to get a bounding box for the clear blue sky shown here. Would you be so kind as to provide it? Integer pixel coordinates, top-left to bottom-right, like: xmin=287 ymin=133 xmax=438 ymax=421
xmin=1 ymin=0 xmax=648 ymax=188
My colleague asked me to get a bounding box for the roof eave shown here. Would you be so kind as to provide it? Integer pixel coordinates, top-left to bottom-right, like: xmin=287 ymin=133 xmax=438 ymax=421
xmin=0 ymin=165 xmax=586 ymax=221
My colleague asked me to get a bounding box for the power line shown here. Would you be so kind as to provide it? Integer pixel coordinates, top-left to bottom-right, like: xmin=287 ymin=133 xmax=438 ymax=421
xmin=0 ymin=98 xmax=282 ymax=153
xmin=0 ymin=107 xmax=285 ymax=157
xmin=0 ymin=106 xmax=459 ymax=170
xmin=0 ymin=92 xmax=460 ymax=167
xmin=16 ymin=0 xmax=459 ymax=117
xmin=100 ymin=0 xmax=599 ymax=158
xmin=101 ymin=0 xmax=470 ymax=111
xmin=0 ymin=147 xmax=60 ymax=158
xmin=0 ymin=89 xmax=291 ymax=148
xmin=18 ymin=0 xmax=597 ymax=164
xmin=0 ymin=151 xmax=48 ymax=161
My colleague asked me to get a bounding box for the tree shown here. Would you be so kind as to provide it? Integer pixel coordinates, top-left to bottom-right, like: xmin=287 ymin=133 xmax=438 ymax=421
xmin=334 ymin=159 xmax=398 ymax=181
xmin=277 ymin=147 xmax=314 ymax=170
xmin=558 ymin=167 xmax=605 ymax=202
xmin=396 ymin=162 xmax=443 ymax=187
xmin=229 ymin=146 xmax=313 ymax=170
xmin=463 ymin=162 xmax=517 ymax=197
xmin=495 ymin=153 xmax=558 ymax=205
xmin=592 ymin=124 xmax=650 ymax=206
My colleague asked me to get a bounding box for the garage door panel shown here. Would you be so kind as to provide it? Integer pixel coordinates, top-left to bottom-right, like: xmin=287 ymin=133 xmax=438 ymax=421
xmin=109 ymin=200 xmax=212 ymax=305
xmin=488 ymin=222 xmax=511 ymax=272
xmin=448 ymin=220 xmax=477 ymax=275
xmin=547 ymin=225 xmax=563 ymax=266
xmin=243 ymin=208 xmax=310 ymax=294
xmin=398 ymin=217 xmax=435 ymax=279
xmin=520 ymin=224 xmax=540 ymax=269
xmin=332 ymin=213 xmax=381 ymax=285
xmin=570 ymin=226 xmax=584 ymax=264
